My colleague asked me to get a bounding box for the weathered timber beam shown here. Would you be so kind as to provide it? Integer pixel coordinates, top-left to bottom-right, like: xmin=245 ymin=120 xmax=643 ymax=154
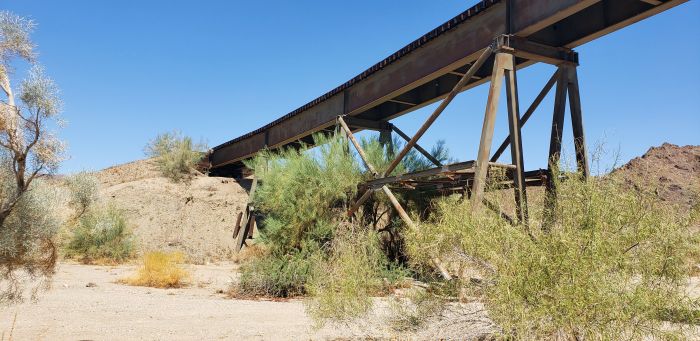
xmin=365 ymin=161 xmax=476 ymax=189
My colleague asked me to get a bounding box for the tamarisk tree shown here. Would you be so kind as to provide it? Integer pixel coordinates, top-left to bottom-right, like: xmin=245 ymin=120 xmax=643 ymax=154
xmin=0 ymin=11 xmax=65 ymax=303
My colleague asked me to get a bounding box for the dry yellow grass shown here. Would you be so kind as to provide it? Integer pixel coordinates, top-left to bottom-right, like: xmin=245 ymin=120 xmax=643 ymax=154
xmin=121 ymin=251 xmax=190 ymax=288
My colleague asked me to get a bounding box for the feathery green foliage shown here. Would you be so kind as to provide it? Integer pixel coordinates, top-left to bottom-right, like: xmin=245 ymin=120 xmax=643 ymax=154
xmin=406 ymin=175 xmax=699 ymax=339
xmin=305 ymin=227 xmax=405 ymax=323
xmin=145 ymin=131 xmax=206 ymax=182
xmin=237 ymin=133 xmax=362 ymax=297
xmin=237 ymin=132 xmax=449 ymax=320
xmin=248 ymin=133 xmax=362 ymax=252
xmin=64 ymin=205 xmax=135 ymax=263
xmin=0 ymin=172 xmax=64 ymax=304
xmin=64 ymin=172 xmax=99 ymax=217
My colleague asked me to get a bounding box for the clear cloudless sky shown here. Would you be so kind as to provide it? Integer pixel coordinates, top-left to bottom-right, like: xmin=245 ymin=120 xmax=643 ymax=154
xmin=3 ymin=0 xmax=699 ymax=174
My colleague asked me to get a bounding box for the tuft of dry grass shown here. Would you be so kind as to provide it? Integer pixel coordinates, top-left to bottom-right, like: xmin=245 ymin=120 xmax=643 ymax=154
xmin=232 ymin=244 xmax=267 ymax=264
xmin=120 ymin=251 xmax=190 ymax=288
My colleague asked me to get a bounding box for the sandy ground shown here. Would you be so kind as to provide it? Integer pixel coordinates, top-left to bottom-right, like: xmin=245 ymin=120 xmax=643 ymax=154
xmin=0 ymin=263 xmax=385 ymax=341
xmin=0 ymin=262 xmax=499 ymax=341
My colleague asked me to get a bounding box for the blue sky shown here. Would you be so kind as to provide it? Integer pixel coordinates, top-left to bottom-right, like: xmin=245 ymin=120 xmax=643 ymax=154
xmin=3 ymin=1 xmax=699 ymax=174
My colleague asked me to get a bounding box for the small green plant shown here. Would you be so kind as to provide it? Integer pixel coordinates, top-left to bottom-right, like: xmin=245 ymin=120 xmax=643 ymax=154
xmin=145 ymin=131 xmax=206 ymax=182
xmin=64 ymin=205 xmax=135 ymax=263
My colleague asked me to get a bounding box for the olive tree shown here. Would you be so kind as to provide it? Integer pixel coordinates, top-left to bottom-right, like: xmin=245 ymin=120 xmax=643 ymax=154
xmin=0 ymin=11 xmax=65 ymax=303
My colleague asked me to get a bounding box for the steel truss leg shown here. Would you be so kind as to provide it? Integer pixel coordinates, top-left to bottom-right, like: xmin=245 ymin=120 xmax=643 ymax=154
xmin=471 ymin=53 xmax=509 ymax=209
xmin=545 ymin=64 xmax=589 ymax=226
xmin=470 ymin=52 xmax=529 ymax=224
xmin=566 ymin=66 xmax=589 ymax=178
xmin=504 ymin=55 xmax=528 ymax=224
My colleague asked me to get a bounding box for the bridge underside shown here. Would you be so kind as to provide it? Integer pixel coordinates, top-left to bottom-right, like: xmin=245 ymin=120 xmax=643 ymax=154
xmin=208 ymin=0 xmax=686 ymax=177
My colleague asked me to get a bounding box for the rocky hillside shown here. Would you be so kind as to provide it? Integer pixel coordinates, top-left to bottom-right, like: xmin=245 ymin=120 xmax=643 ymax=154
xmin=612 ymin=143 xmax=700 ymax=211
xmin=93 ymin=159 xmax=250 ymax=263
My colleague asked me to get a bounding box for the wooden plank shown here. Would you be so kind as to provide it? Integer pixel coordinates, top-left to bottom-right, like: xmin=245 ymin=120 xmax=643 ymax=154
xmin=504 ymin=55 xmax=529 ymax=224
xmin=232 ymin=211 xmax=243 ymax=239
xmin=365 ymin=161 xmax=476 ymax=189
xmin=471 ymin=53 xmax=509 ymax=207
xmin=347 ymin=188 xmax=374 ymax=217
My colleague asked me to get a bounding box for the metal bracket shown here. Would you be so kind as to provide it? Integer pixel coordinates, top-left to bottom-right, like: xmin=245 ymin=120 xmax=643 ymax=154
xmin=494 ymin=35 xmax=578 ymax=65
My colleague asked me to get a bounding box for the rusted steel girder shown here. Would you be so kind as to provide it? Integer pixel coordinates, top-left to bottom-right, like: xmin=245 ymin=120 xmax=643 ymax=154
xmin=208 ymin=0 xmax=686 ymax=176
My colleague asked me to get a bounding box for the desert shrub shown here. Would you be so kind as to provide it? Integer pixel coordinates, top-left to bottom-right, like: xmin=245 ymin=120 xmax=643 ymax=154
xmin=249 ymin=133 xmax=362 ymax=251
xmin=406 ymin=175 xmax=699 ymax=339
xmin=145 ymin=131 xmax=206 ymax=182
xmin=64 ymin=172 xmax=99 ymax=217
xmin=0 ymin=174 xmax=65 ymax=303
xmin=121 ymin=251 xmax=190 ymax=288
xmin=235 ymin=133 xmax=363 ymax=299
xmin=64 ymin=205 xmax=135 ymax=263
xmin=305 ymin=227 xmax=407 ymax=322
xmin=236 ymin=248 xmax=317 ymax=298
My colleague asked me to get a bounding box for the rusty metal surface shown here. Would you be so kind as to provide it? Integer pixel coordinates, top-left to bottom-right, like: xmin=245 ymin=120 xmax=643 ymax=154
xmin=209 ymin=0 xmax=686 ymax=174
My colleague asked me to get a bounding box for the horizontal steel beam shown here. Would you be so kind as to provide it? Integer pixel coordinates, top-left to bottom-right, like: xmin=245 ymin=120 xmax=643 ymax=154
xmin=208 ymin=0 xmax=687 ymax=175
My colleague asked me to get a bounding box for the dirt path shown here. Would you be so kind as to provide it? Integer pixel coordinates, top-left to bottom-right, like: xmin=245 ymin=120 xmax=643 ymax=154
xmin=0 ymin=263 xmax=392 ymax=341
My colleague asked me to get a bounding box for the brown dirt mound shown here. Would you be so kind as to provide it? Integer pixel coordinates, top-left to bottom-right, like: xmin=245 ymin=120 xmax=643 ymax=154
xmin=611 ymin=143 xmax=700 ymax=211
xmin=93 ymin=159 xmax=250 ymax=263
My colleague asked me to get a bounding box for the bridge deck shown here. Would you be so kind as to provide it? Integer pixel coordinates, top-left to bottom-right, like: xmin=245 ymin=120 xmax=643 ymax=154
xmin=208 ymin=0 xmax=685 ymax=176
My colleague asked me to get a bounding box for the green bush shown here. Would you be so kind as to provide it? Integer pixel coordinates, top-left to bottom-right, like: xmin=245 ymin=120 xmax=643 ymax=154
xmin=0 ymin=174 xmax=65 ymax=303
xmin=406 ymin=175 xmax=699 ymax=339
xmin=145 ymin=131 xmax=206 ymax=182
xmin=236 ymin=249 xmax=318 ymax=298
xmin=64 ymin=172 xmax=99 ymax=217
xmin=64 ymin=205 xmax=135 ymax=263
xmin=236 ymin=132 xmax=445 ymax=323
xmin=305 ymin=228 xmax=406 ymax=323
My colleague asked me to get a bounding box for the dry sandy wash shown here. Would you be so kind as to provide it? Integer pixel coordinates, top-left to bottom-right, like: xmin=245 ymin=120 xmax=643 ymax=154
xmin=0 ymin=262 xmax=494 ymax=340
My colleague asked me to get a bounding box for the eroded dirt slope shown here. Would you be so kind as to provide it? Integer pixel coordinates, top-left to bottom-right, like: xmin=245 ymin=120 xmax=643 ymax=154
xmin=94 ymin=159 xmax=250 ymax=263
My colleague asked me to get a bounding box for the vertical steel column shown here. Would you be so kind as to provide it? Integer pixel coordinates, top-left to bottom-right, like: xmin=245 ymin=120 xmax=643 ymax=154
xmin=546 ymin=66 xmax=569 ymax=196
xmin=504 ymin=54 xmax=528 ymax=224
xmin=566 ymin=66 xmax=589 ymax=178
xmin=471 ymin=52 xmax=509 ymax=207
